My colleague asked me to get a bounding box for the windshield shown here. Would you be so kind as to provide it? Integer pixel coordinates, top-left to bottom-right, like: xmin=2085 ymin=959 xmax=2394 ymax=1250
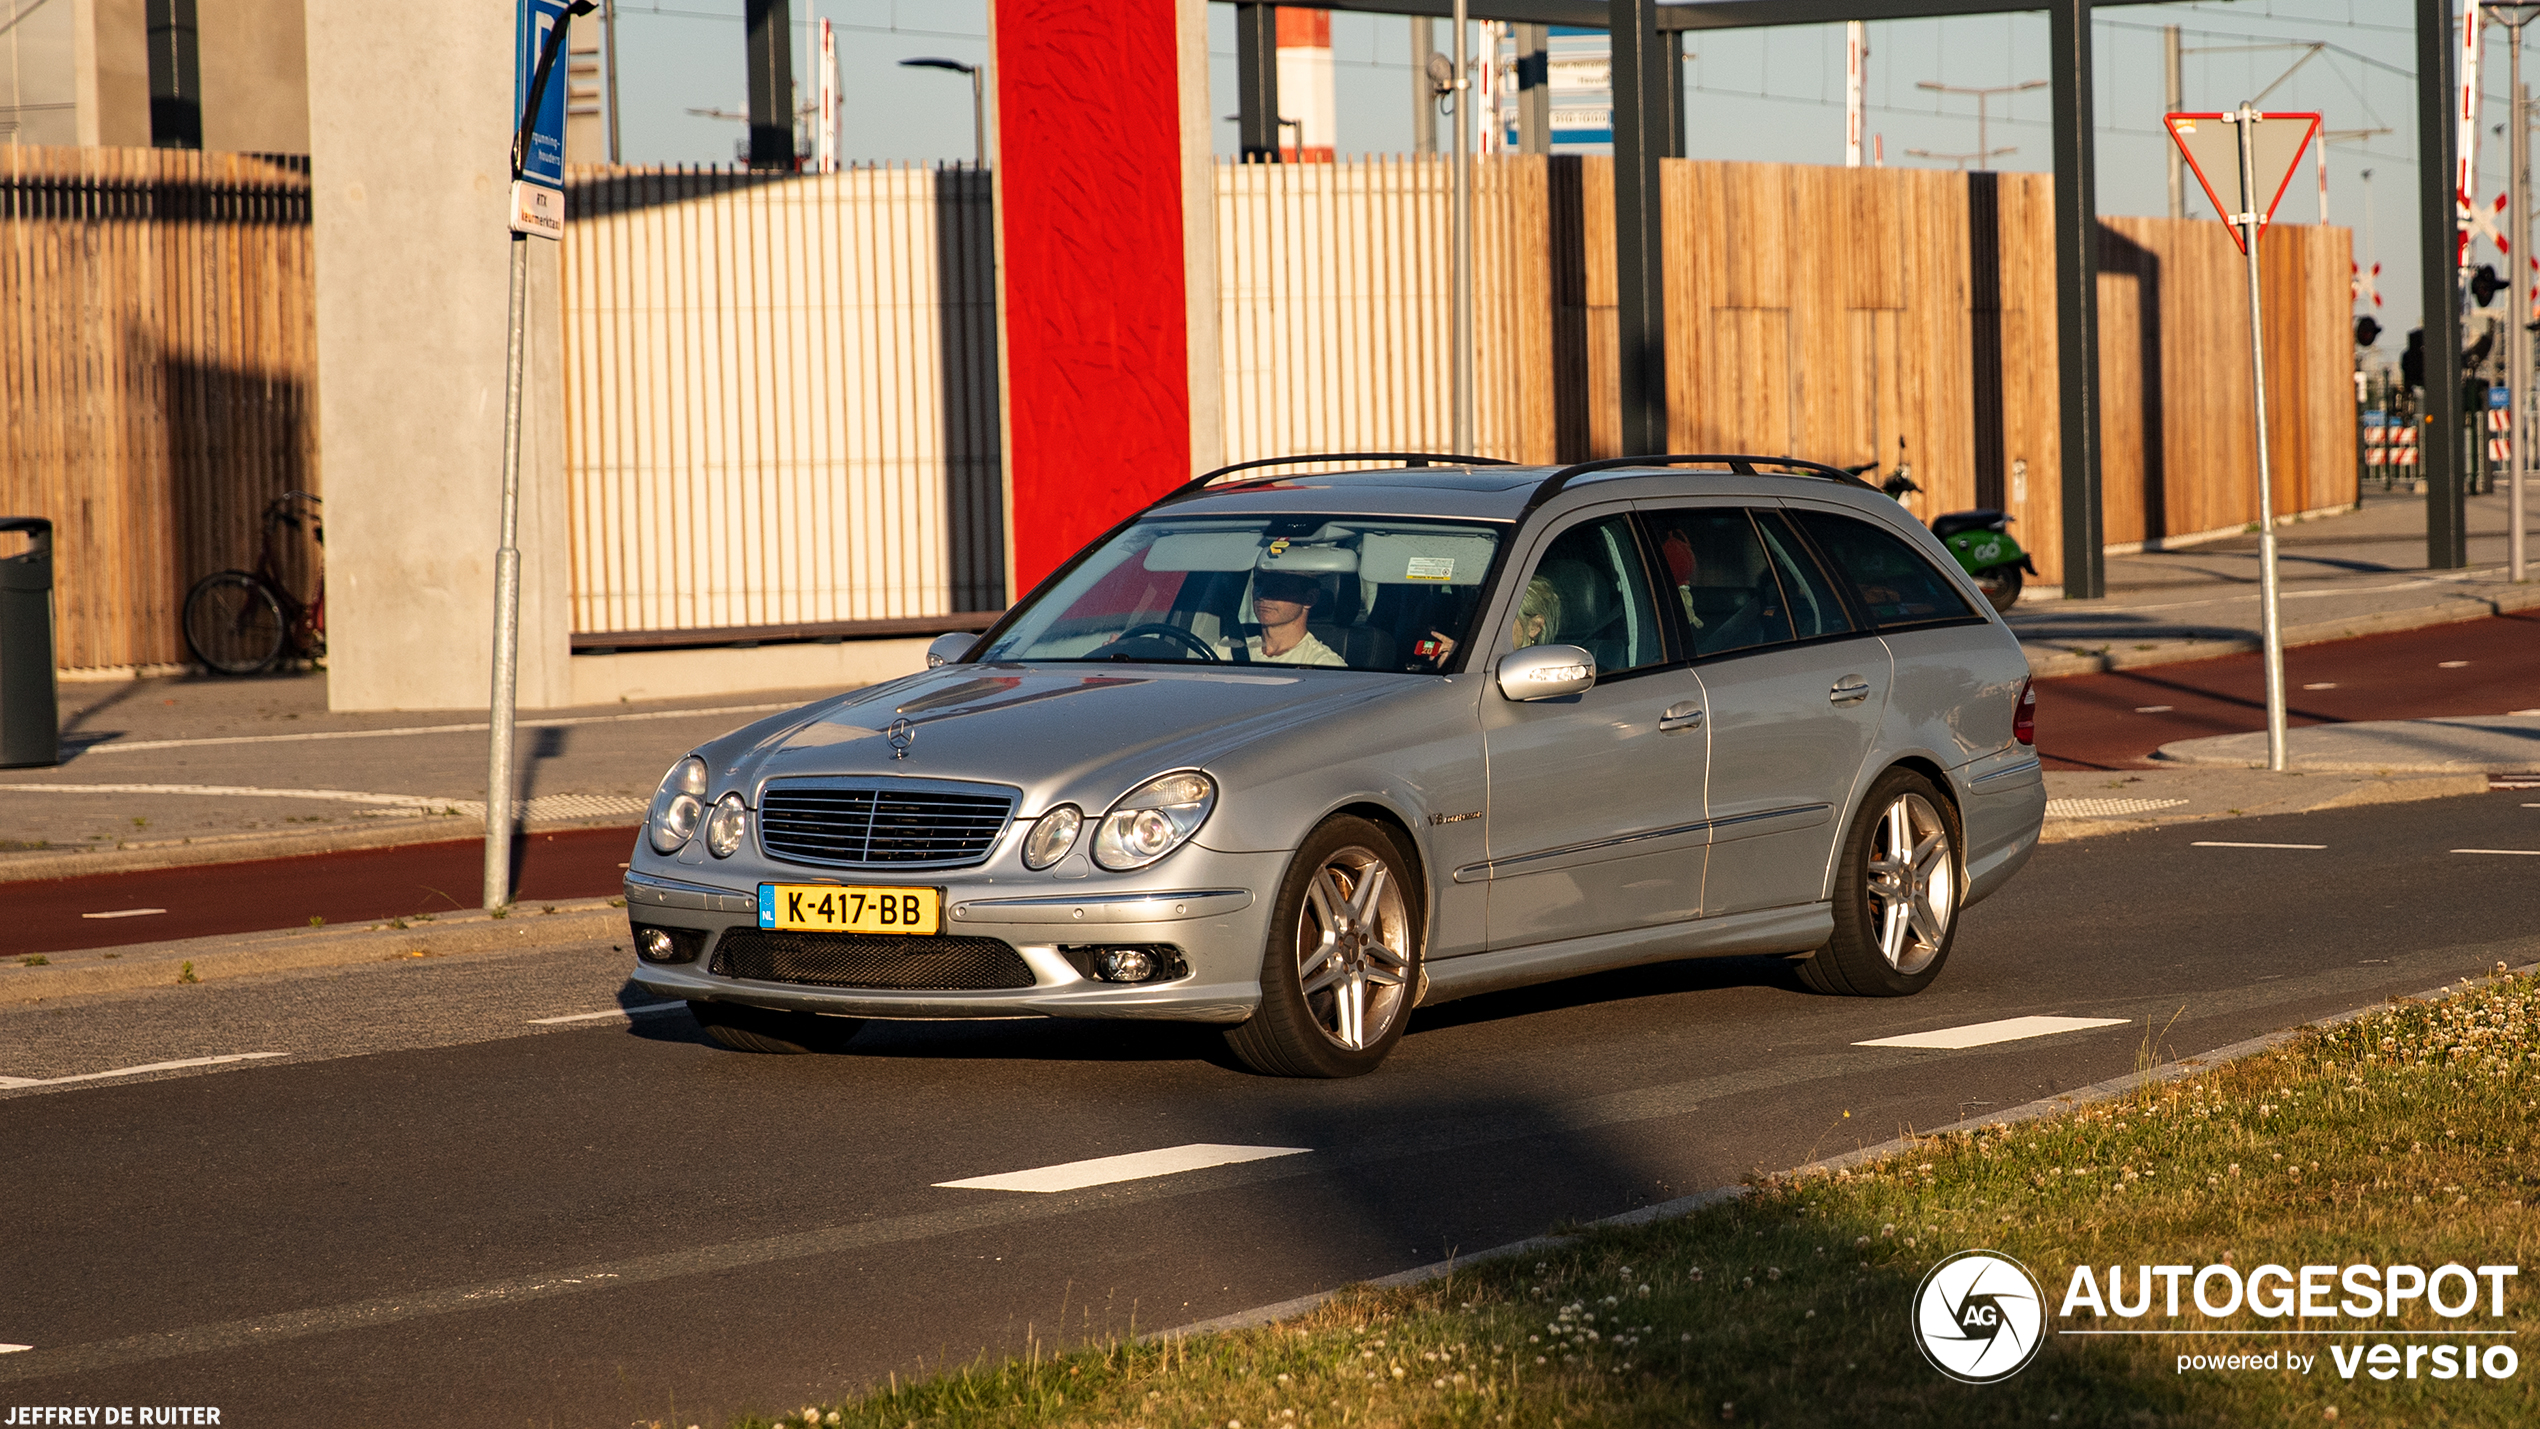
xmin=974 ymin=515 xmax=1507 ymax=673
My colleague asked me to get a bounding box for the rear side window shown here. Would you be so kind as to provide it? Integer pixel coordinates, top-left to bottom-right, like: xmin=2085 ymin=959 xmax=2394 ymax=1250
xmin=1788 ymin=510 xmax=1978 ymax=629
xmin=1641 ymin=507 xmax=1791 ymax=657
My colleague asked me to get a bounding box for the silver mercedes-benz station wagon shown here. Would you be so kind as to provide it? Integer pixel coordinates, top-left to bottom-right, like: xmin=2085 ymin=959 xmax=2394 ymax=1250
xmin=624 ymin=454 xmax=2046 ymax=1077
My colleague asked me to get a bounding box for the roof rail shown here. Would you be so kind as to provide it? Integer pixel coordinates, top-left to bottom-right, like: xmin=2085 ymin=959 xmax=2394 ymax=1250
xmin=1519 ymin=453 xmax=1876 ymax=519
xmin=1160 ymin=451 xmax=1517 ymax=505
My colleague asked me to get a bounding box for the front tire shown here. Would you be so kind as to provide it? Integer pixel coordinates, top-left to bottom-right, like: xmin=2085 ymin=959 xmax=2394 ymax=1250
xmin=1223 ymin=816 xmax=1423 ymax=1078
xmin=1799 ymin=770 xmax=1962 ymax=997
xmin=688 ymin=1000 xmax=864 ymax=1054
xmin=1972 ymin=563 xmax=2022 ymax=613
xmin=183 ymin=571 xmax=285 ymax=675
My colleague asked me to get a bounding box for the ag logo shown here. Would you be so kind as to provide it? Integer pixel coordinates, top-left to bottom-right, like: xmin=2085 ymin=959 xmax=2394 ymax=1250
xmin=1911 ymin=1250 xmax=2045 ymax=1384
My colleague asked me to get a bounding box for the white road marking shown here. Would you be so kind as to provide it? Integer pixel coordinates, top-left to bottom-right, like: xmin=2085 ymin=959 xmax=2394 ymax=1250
xmin=0 ymin=1053 xmax=287 ymax=1091
xmin=79 ymin=908 xmax=166 ymax=920
xmin=1853 ymin=1015 xmax=2131 ymax=1051
xmin=2302 ymin=682 xmax=2337 ymax=690
xmin=0 ymin=1345 xmax=28 ymax=1355
xmin=528 ymin=1002 xmax=687 ymax=1025
xmin=936 ymin=1143 xmax=1313 ymax=1194
xmin=2439 ymin=660 xmax=2471 ymax=668
xmin=2512 ymin=708 xmax=2540 ymax=717
xmin=2133 ymin=705 xmax=2174 ymax=713
xmin=2452 ymin=848 xmax=2540 ymax=857
xmin=64 ymin=702 xmax=796 ymax=755
xmin=2192 ymin=841 xmax=2327 ymax=850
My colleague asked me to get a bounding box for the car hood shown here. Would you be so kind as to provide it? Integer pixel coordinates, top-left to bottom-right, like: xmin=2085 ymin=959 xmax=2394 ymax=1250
xmin=702 ymin=662 xmax=1421 ymax=810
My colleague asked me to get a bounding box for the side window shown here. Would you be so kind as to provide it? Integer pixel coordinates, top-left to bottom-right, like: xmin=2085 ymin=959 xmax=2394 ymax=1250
xmin=1753 ymin=511 xmax=1858 ymax=641
xmin=1642 ymin=508 xmax=1793 ymax=657
xmin=1512 ymin=515 xmax=1664 ymax=674
xmin=1788 ymin=509 xmax=1978 ymax=629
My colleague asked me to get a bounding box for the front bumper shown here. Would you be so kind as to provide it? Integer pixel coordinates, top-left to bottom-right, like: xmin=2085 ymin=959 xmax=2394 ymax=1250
xmin=621 ymin=849 xmax=1289 ymax=1024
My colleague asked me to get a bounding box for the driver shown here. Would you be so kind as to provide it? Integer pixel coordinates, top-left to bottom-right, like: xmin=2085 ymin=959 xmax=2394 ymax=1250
xmin=1218 ymin=570 xmax=1346 ymax=666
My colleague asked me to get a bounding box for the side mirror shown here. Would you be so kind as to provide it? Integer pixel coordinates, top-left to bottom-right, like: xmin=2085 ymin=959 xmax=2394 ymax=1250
xmin=925 ymin=631 xmax=977 ymax=668
xmin=1495 ymin=643 xmax=1596 ymax=702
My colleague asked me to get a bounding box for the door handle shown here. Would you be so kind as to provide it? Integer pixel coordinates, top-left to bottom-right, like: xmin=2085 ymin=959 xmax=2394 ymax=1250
xmin=1659 ymin=702 xmax=1705 ymax=732
xmin=1829 ymin=677 xmax=1871 ymax=704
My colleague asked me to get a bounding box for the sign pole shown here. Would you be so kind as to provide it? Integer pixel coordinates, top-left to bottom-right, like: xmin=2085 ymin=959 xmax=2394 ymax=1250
xmin=2515 ymin=18 xmax=2531 ymax=585
xmin=1451 ymin=0 xmax=1473 ymax=453
xmin=488 ymin=1 xmax=589 ymax=911
xmin=2230 ymin=103 xmax=2291 ymax=772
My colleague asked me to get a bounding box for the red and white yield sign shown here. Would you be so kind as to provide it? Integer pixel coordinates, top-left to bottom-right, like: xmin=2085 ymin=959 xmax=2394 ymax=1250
xmin=2164 ymin=111 xmax=2322 ymax=252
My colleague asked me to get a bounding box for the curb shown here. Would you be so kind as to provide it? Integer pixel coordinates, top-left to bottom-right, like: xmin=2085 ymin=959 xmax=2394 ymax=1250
xmin=0 ymin=898 xmax=628 ymax=1003
xmin=2020 ymin=580 xmax=2540 ymax=680
xmin=0 ymin=817 xmax=640 ymax=885
xmin=2035 ymin=771 xmax=2492 ymax=842
xmin=1156 ymin=959 xmax=2540 ymax=1342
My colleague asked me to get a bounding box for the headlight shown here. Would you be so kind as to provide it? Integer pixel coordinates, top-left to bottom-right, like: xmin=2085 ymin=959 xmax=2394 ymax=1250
xmin=1022 ymin=804 xmax=1082 ymax=870
xmin=647 ymin=756 xmax=708 ymax=854
xmin=1091 ymin=771 xmax=1215 ymax=871
xmin=705 ymin=792 xmax=749 ymax=858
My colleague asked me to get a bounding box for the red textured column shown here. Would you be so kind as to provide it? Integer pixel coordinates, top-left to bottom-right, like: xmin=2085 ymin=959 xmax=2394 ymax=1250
xmin=992 ymin=0 xmax=1206 ymax=597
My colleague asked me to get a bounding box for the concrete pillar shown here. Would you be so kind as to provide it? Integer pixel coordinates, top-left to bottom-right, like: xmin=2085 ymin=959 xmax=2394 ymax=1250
xmin=71 ymin=0 xmax=152 ymax=148
xmin=197 ymin=0 xmax=310 ymax=154
xmin=991 ymin=0 xmax=1221 ymax=596
xmin=308 ymin=0 xmax=571 ymax=712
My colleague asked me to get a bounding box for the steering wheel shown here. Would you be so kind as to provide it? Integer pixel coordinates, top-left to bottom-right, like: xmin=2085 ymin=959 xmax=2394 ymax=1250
xmin=1104 ymin=622 xmax=1221 ymax=662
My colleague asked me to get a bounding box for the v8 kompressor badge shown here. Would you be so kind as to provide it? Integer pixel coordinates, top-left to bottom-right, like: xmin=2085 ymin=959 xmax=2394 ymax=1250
xmin=1913 ymin=1250 xmax=2047 ymax=1383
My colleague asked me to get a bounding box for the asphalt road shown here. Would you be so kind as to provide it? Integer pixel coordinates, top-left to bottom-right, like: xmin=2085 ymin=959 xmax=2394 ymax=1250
xmin=2034 ymin=611 xmax=2540 ymax=771
xmin=8 ymin=829 xmax=642 ymax=957
xmin=3 ymin=790 xmax=2535 ymax=1427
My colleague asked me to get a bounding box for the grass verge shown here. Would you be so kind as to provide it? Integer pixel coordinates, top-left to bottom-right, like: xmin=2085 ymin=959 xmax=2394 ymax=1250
xmin=708 ymin=970 xmax=2537 ymax=1429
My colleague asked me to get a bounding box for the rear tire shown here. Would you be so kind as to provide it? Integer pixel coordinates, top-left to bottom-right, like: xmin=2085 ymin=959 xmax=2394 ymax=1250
xmin=688 ymin=1000 xmax=864 ymax=1054
xmin=1223 ymin=816 xmax=1423 ymax=1078
xmin=1972 ymin=563 xmax=2022 ymax=614
xmin=1800 ymin=769 xmax=1962 ymax=997
xmin=183 ymin=571 xmax=285 ymax=675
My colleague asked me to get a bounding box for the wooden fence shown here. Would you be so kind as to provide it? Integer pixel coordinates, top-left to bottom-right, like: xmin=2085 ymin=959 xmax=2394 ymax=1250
xmin=559 ymin=163 xmax=1005 ymax=643
xmin=0 ymin=146 xmax=318 ymax=673
xmin=5 ymin=149 xmax=2355 ymax=664
xmin=1215 ymin=155 xmax=1554 ymax=467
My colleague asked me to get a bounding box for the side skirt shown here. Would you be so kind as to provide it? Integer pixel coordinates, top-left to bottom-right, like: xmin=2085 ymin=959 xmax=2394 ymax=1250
xmin=1418 ymin=903 xmax=1834 ymax=1007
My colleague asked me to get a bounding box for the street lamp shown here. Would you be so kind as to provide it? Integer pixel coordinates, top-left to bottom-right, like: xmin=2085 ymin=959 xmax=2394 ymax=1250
xmin=1914 ymin=78 xmax=2047 ymax=173
xmin=900 ymin=57 xmax=985 ymax=168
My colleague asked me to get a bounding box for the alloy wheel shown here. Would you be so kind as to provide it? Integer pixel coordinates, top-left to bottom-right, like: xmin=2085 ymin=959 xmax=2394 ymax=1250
xmin=1864 ymin=791 xmax=1956 ymax=975
xmin=1293 ymin=844 xmax=1412 ymax=1050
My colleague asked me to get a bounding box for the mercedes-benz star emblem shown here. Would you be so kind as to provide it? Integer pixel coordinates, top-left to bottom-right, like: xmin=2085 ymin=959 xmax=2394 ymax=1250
xmin=886 ymin=717 xmax=916 ymax=760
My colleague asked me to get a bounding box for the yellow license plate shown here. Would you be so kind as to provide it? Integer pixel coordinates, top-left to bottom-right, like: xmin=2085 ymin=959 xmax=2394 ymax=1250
xmin=758 ymin=883 xmax=941 ymax=935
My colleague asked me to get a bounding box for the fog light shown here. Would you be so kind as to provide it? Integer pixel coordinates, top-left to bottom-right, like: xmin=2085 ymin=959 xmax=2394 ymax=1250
xmin=632 ymin=924 xmax=705 ymax=964
xmin=1097 ymin=947 xmax=1156 ymax=982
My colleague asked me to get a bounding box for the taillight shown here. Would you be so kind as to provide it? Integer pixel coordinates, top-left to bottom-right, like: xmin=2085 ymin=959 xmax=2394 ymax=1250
xmin=2013 ymin=678 xmax=2036 ymax=746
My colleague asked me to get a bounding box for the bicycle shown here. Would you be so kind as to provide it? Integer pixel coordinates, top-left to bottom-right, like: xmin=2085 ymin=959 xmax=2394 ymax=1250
xmin=182 ymin=491 xmax=326 ymax=676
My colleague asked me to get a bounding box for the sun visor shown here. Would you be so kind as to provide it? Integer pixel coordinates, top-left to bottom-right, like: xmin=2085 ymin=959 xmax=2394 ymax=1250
xmin=1359 ymin=532 xmax=1493 ymax=585
xmin=1143 ymin=531 xmax=1265 ymax=572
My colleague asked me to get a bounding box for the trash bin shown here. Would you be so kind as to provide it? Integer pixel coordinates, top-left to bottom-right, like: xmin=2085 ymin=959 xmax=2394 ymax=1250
xmin=0 ymin=516 xmax=58 ymax=769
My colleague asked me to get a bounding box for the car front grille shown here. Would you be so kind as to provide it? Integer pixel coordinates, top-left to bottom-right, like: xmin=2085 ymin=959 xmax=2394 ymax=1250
xmin=758 ymin=781 xmax=1017 ymax=869
xmin=709 ymin=930 xmax=1036 ymax=990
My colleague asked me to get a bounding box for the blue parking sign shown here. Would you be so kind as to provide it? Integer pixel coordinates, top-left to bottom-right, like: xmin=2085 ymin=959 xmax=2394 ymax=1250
xmin=515 ymin=0 xmax=572 ymax=189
